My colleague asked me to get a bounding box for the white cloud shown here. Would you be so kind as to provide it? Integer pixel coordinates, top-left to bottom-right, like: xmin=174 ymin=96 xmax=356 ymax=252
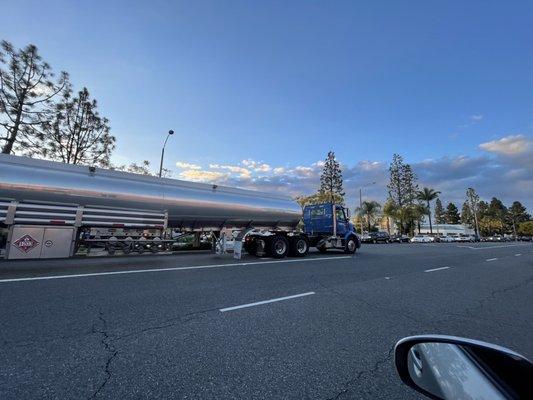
xmin=470 ymin=114 xmax=483 ymax=122
xmin=479 ymin=135 xmax=530 ymax=155
xmin=175 ymin=161 xmax=201 ymax=170
xmin=241 ymin=159 xmax=272 ymax=172
xmin=209 ymin=164 xmax=251 ymax=178
xmin=178 ymin=170 xmax=229 ymax=182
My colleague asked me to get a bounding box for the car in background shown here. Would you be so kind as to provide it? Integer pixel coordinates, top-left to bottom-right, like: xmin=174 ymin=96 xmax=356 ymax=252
xmin=410 ymin=235 xmax=435 ymax=243
xmin=518 ymin=235 xmax=532 ymax=242
xmin=439 ymin=235 xmax=455 ymax=243
xmin=362 ymin=231 xmax=390 ymax=243
xmin=390 ymin=234 xmax=410 ymax=243
xmin=454 ymin=234 xmax=475 ymax=243
xmin=486 ymin=234 xmax=508 ymax=242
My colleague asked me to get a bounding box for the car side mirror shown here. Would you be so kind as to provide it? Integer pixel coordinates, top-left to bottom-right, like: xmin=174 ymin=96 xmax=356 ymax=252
xmin=395 ymin=335 xmax=533 ymax=400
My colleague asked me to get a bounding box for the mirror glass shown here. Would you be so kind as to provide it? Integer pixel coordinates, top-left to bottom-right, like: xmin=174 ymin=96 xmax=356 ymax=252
xmin=406 ymin=341 xmax=528 ymax=400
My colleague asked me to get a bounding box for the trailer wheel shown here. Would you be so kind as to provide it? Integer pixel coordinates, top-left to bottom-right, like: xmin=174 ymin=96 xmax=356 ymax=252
xmin=318 ymin=245 xmax=328 ymax=253
xmin=269 ymin=235 xmax=289 ymax=258
xmin=290 ymin=237 xmax=309 ymax=257
xmin=345 ymin=237 xmax=357 ymax=254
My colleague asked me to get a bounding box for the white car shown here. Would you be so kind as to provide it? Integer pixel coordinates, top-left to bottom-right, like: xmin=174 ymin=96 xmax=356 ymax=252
xmin=440 ymin=236 xmax=455 ymax=243
xmin=454 ymin=235 xmax=474 ymax=243
xmin=410 ymin=235 xmax=435 ymax=243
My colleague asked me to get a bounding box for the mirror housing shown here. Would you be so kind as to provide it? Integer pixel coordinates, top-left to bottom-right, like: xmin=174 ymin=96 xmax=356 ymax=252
xmin=345 ymin=208 xmax=351 ymax=219
xmin=395 ymin=335 xmax=533 ymax=400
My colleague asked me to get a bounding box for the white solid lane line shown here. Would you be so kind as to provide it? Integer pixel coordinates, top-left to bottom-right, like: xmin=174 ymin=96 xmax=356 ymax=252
xmin=486 ymin=258 xmax=498 ymax=262
xmin=0 ymin=256 xmax=351 ymax=284
xmin=424 ymin=266 xmax=450 ymax=273
xmin=220 ymin=292 xmax=315 ymax=312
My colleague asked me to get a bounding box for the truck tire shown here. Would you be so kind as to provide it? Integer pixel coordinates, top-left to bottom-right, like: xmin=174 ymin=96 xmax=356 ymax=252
xmin=290 ymin=236 xmax=309 ymax=257
xmin=345 ymin=237 xmax=357 ymax=254
xmin=318 ymin=245 xmax=328 ymax=253
xmin=269 ymin=235 xmax=289 ymax=258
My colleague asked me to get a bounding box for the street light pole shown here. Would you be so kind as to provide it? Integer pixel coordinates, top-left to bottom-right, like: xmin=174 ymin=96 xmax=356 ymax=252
xmin=357 ymin=181 xmax=376 ymax=235
xmin=158 ymin=130 xmax=174 ymax=178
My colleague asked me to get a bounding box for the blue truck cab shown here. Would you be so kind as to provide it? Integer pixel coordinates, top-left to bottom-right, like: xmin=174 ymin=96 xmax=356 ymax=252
xmin=303 ymin=203 xmax=360 ymax=254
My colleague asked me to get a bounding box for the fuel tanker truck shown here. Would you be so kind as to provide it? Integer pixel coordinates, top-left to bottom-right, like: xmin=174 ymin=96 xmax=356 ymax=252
xmin=0 ymin=154 xmax=360 ymax=260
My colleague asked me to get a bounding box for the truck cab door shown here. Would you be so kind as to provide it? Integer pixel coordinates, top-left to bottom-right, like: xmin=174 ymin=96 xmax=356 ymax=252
xmin=335 ymin=207 xmax=348 ymax=236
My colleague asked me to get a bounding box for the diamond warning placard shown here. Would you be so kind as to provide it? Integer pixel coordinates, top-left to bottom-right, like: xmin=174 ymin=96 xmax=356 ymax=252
xmin=13 ymin=234 xmax=40 ymax=253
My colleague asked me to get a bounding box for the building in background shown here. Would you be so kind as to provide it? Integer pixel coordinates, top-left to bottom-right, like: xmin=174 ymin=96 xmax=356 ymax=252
xmin=419 ymin=223 xmax=474 ymax=236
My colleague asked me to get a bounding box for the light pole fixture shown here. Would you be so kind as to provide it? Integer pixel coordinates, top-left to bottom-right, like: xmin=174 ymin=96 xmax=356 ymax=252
xmin=357 ymin=181 xmax=376 ymax=235
xmin=158 ymin=130 xmax=174 ymax=178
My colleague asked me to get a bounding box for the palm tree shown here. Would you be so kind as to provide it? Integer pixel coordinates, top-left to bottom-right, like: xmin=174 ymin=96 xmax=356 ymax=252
xmin=357 ymin=200 xmax=382 ymax=232
xmin=416 ymin=187 xmax=441 ymax=234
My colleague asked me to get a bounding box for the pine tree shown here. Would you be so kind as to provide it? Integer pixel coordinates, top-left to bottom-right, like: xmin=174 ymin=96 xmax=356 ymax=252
xmin=434 ymin=198 xmax=446 ymax=224
xmin=319 ymin=151 xmax=344 ymax=203
xmin=461 ymin=201 xmax=473 ymax=227
xmin=445 ymin=202 xmax=461 ymax=224
xmin=41 ymin=87 xmax=115 ymax=167
xmin=387 ymin=154 xmax=419 ymax=233
xmin=507 ymin=201 xmax=530 ymax=237
xmin=0 ymin=40 xmax=68 ymax=154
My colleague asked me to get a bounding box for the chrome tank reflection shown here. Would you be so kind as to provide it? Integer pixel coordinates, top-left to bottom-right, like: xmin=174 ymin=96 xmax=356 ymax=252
xmin=0 ymin=154 xmax=302 ymax=229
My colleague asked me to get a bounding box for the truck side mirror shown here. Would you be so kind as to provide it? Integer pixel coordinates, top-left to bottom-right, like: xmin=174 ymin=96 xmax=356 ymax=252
xmin=345 ymin=209 xmax=351 ymax=219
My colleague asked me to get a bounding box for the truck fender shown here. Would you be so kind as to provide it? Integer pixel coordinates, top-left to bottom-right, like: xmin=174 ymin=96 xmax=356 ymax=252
xmin=344 ymin=232 xmax=360 ymax=248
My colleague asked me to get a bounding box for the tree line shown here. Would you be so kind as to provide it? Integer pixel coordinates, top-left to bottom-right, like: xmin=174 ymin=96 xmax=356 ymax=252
xmin=297 ymin=151 xmax=532 ymax=237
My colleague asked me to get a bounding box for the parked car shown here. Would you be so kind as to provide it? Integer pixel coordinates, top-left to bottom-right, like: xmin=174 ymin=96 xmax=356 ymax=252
xmin=410 ymin=235 xmax=435 ymax=243
xmin=439 ymin=235 xmax=455 ymax=243
xmin=486 ymin=235 xmax=508 ymax=242
xmin=362 ymin=231 xmax=390 ymax=243
xmin=390 ymin=234 xmax=410 ymax=243
xmin=519 ymin=235 xmax=532 ymax=242
xmin=454 ymin=234 xmax=475 ymax=243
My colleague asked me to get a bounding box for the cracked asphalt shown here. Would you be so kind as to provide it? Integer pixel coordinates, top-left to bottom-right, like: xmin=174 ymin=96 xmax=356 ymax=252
xmin=1 ymin=242 xmax=532 ymax=399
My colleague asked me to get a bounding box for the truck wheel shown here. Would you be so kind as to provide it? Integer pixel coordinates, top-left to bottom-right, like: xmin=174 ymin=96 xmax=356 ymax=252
xmin=318 ymin=245 xmax=328 ymax=253
xmin=290 ymin=237 xmax=309 ymax=257
xmin=269 ymin=235 xmax=289 ymax=258
xmin=345 ymin=237 xmax=357 ymax=254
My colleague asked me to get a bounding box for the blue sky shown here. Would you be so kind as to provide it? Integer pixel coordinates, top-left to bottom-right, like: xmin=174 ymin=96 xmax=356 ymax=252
xmin=2 ymin=1 xmax=533 ymax=209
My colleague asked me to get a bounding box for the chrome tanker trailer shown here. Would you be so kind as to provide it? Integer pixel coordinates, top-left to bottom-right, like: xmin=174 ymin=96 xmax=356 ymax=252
xmin=0 ymin=154 xmax=359 ymax=260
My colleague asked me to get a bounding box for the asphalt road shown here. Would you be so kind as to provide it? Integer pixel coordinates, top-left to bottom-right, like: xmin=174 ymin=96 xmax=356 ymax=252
xmin=1 ymin=242 xmax=532 ymax=399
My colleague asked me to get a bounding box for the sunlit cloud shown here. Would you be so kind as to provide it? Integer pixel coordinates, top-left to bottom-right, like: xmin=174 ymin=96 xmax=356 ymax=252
xmin=479 ymin=134 xmax=530 ymax=155
xmin=175 ymin=161 xmax=201 ymax=170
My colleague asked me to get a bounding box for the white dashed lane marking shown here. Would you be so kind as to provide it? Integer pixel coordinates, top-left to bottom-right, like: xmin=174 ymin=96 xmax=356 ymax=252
xmin=424 ymin=266 xmax=451 ymax=273
xmin=220 ymin=292 xmax=315 ymax=312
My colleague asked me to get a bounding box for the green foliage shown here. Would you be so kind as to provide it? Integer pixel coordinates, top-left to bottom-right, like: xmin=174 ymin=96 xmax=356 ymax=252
xmin=356 ymin=200 xmax=381 ymax=232
xmin=416 ymin=187 xmax=440 ymax=233
xmin=461 ymin=201 xmax=473 ymax=228
xmin=445 ymin=202 xmax=461 ymax=224
xmin=386 ymin=154 xmax=419 ymax=233
xmin=295 ymin=192 xmax=344 ymax=209
xmin=319 ymin=151 xmax=344 ymax=203
xmin=434 ymin=198 xmax=446 ymax=224
xmin=517 ymin=221 xmax=533 ymax=236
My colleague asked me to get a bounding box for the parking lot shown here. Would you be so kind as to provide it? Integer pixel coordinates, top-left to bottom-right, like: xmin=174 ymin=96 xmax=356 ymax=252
xmin=1 ymin=242 xmax=532 ymax=399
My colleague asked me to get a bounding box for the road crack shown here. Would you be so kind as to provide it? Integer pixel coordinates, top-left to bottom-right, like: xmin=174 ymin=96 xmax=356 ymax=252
xmin=90 ymin=311 xmax=118 ymax=399
xmin=326 ymin=347 xmax=394 ymax=400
